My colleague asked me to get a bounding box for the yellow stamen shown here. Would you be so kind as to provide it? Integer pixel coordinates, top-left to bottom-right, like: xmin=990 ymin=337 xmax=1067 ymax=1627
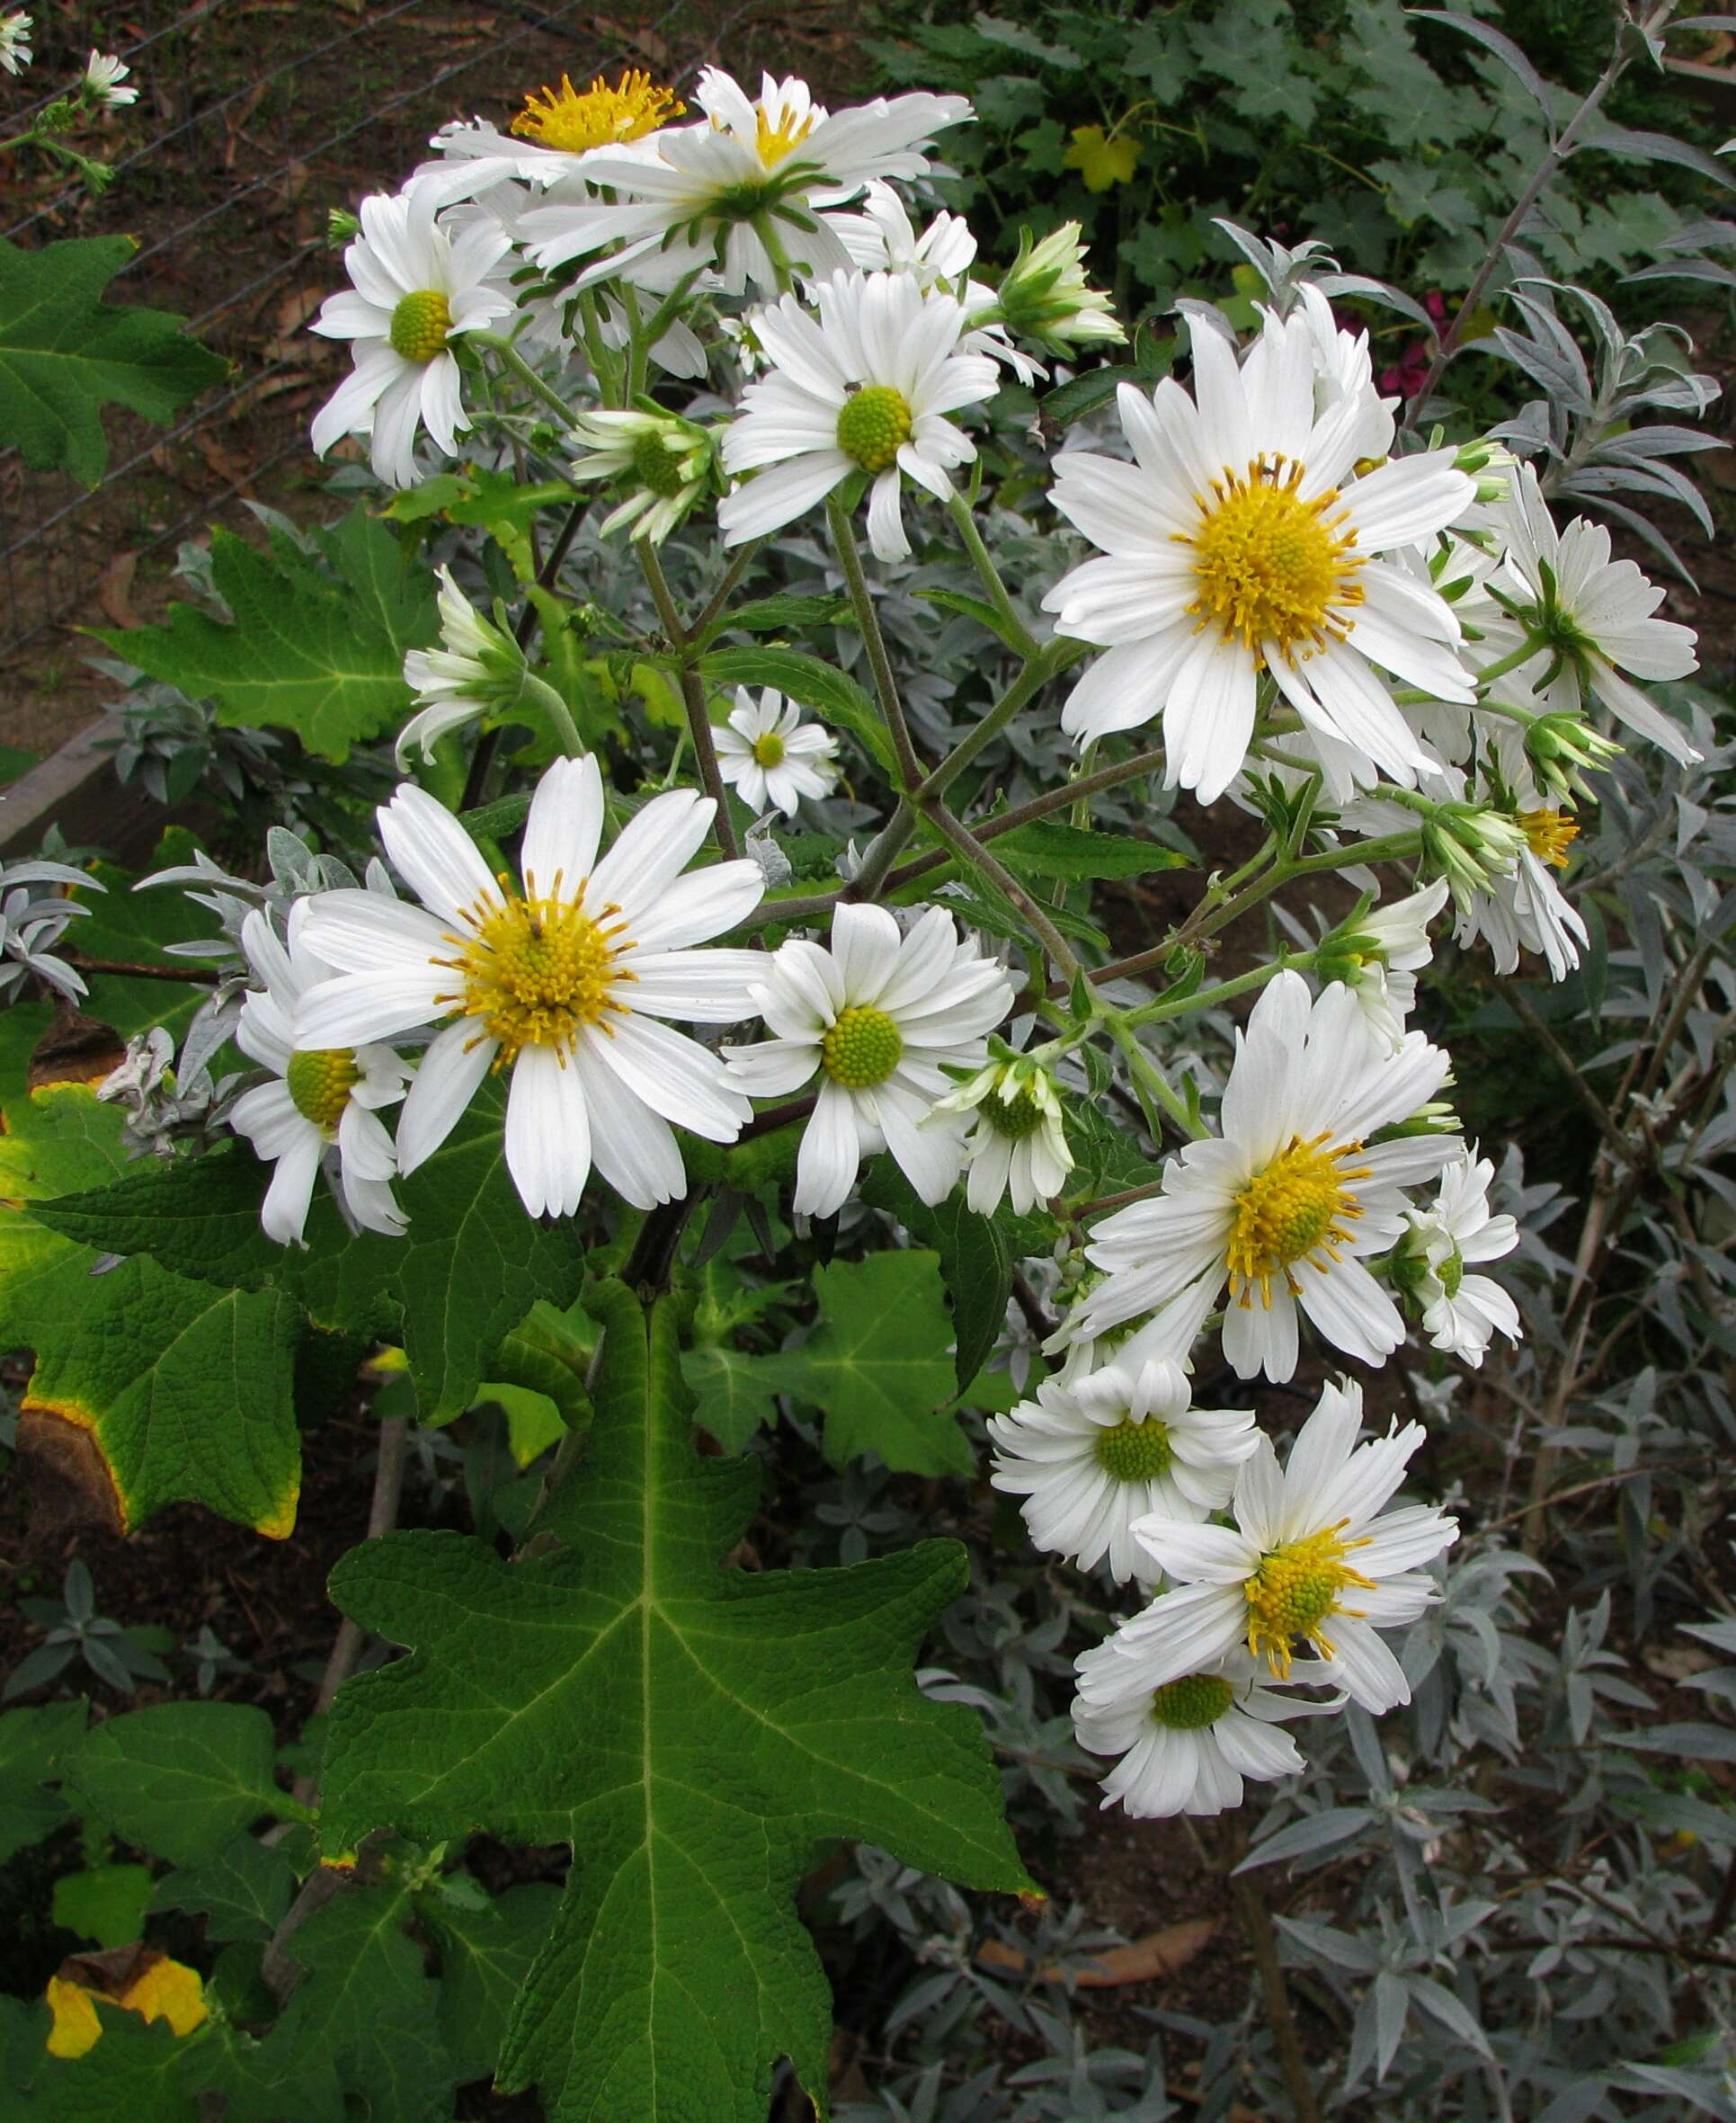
xmin=1244 ymin=1522 xmax=1376 ymax=1678
xmin=754 ymin=102 xmax=819 ymax=167
xmin=512 ymin=68 xmax=683 ymax=153
xmin=1180 ymin=455 xmax=1363 ymax=667
xmin=1224 ymin=1130 xmax=1370 ymax=1308
xmin=432 ymin=885 xmax=632 ymax=1066
xmin=1519 ymin=807 xmax=1578 ymax=869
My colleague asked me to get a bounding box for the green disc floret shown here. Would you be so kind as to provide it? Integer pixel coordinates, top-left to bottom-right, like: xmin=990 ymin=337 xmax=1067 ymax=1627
xmin=836 ymin=386 xmax=913 ymax=475
xmin=286 ymin=1048 xmax=362 ymax=1133
xmin=631 ymin=426 xmax=691 ymax=497
xmin=1091 ymin=1417 xmax=1173 ymax=1483
xmin=388 ymin=289 xmax=453 ymax=364
xmin=983 ymin=1084 xmax=1045 ymax=1140
xmin=821 ymin=1004 xmax=903 ymax=1091
xmin=751 ymin=731 xmax=787 ymax=768
xmin=1149 ymin=1673 xmax=1234 ymax=1730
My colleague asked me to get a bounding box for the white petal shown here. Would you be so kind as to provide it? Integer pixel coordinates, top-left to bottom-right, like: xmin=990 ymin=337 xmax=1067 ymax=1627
xmin=396 ymin=1020 xmax=498 ymax=1173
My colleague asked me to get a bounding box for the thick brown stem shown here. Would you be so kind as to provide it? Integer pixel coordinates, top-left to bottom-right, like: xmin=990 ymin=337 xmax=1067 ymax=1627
xmin=1230 ymin=1871 xmax=1323 ymax=2123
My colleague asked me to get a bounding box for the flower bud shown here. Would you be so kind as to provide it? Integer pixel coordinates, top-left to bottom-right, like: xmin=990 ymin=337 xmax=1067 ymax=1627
xmin=1525 ymin=711 xmax=1622 ymax=799
xmin=989 ymin=223 xmax=1125 ymax=355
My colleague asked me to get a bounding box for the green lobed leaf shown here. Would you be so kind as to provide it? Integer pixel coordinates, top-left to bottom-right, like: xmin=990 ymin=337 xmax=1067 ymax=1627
xmin=52 ymin=1864 xmax=156 ymax=1949
xmin=0 ymin=1699 xmax=88 ymax=1864
xmin=149 ymin=1832 xmax=298 ymax=1943
xmin=425 ymin=1881 xmax=564 ymax=2086
xmin=30 ymin=2009 xmax=201 ymax=2123
xmin=101 ymin=510 xmax=438 ymax=763
xmin=320 ymin=1280 xmax=1028 ymax=2123
xmin=698 ymin=644 xmax=897 ymax=774
xmin=0 ymin=236 xmax=227 ymax=487
xmin=59 ymin=1704 xmax=298 ymax=1869
xmin=681 ymin=1340 xmax=777 ymax=1453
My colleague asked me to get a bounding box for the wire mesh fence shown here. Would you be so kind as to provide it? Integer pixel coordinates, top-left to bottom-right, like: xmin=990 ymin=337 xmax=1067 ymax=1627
xmin=0 ymin=0 xmax=759 ymax=666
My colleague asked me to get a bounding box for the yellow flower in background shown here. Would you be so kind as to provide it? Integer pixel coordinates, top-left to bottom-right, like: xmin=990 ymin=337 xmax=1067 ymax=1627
xmin=1064 ymin=123 xmax=1140 ymax=192
xmin=46 ymin=1952 xmax=208 ymax=2059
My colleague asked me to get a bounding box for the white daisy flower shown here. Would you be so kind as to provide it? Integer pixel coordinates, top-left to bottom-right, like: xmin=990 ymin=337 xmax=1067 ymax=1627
xmin=83 ymin=50 xmax=137 ymax=106
xmin=397 ymin=566 xmax=527 ymax=766
xmin=229 ymin=903 xmax=410 ymax=1247
xmin=565 ymin=408 xmax=714 ymax=544
xmin=722 ymin=902 xmax=1015 ymax=1217
xmin=1398 ymin=1149 xmax=1521 ymax=1365
xmin=309 ymin=183 xmax=514 ymax=489
xmin=988 ymin=1357 xmax=1259 ymax=1583
xmin=1 ymin=12 xmax=32 ymax=75
xmin=412 ymin=69 xmax=686 ymax=208
xmin=1041 ymin=304 xmax=1476 ymax=803
xmin=519 ymin=67 xmax=972 ymax=296
xmin=292 ymin=757 xmax=766 ymax=1219
xmin=714 ymin=688 xmax=841 ymax=818
xmin=1319 ymin=878 xmax=1449 ymax=1050
xmin=1480 ymin=463 xmax=1702 ymax=766
xmin=1076 ymin=1377 xmax=1458 ymax=1717
xmin=1453 ymin=802 xmax=1588 ymax=983
xmin=717 ymin=270 xmax=1000 ymax=563
xmin=1073 ymin=970 xmax=1459 ymax=1382
xmin=1073 ymin=1647 xmax=1341 ymax=1819
xmin=932 ymin=1056 xmax=1073 ymax=1215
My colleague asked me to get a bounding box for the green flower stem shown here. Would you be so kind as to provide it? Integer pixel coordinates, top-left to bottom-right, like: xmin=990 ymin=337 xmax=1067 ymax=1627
xmin=945 ymin=488 xmax=1040 ymax=656
xmin=574 ymin=291 xmax=625 ymax=408
xmin=632 ymin=270 xmax=705 ymax=371
xmin=693 ymin=540 xmax=765 ymax=641
xmin=638 ymin=542 xmax=741 ymax=862
xmin=913 ymin=635 xmax=1085 ymax=807
xmin=924 ymin=799 xmax=1082 ymax=981
xmin=1100 ymin=1009 xmax=1200 ymax=1141
xmin=824 ymin=490 xmax=925 ymax=790
xmin=1471 ymin=637 xmax=1549 ymax=687
xmin=1123 ymin=951 xmax=1313 ymax=1030
xmin=470 ymin=334 xmax=576 ymax=427
xmin=520 ymin=672 xmax=586 ymax=761
xmin=751 ymin=212 xmax=799 ymax=295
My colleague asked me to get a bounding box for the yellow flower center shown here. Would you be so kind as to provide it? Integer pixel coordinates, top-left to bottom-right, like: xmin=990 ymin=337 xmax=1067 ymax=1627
xmin=983 ymin=1084 xmax=1045 ymax=1140
xmin=1182 ymin=457 xmax=1364 ymax=666
xmin=1091 ymin=1416 xmax=1172 ymax=1483
xmin=1225 ymin=1129 xmax=1369 ymax=1307
xmin=387 ymin=289 xmax=452 ymax=365
xmin=821 ymin=1004 xmax=903 ymax=1091
xmin=511 ymin=68 xmax=683 ymax=153
xmin=751 ymin=730 xmax=787 ymax=768
xmin=837 ymin=385 xmax=913 ymax=476
xmin=1244 ymin=1523 xmax=1375 ymax=1677
xmin=630 ymin=425 xmax=692 ymax=497
xmin=434 ymin=888 xmax=631 ymax=1066
xmin=1149 ymin=1673 xmax=1235 ymax=1730
xmin=1519 ymin=807 xmax=1578 ymax=869
xmin=285 ymin=1048 xmax=361 ymax=1133
xmin=754 ymin=102 xmax=819 ymax=168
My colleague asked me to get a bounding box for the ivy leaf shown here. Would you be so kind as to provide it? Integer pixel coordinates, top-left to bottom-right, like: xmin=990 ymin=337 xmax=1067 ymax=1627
xmin=30 ymin=1093 xmax=585 ymax=1424
xmin=697 ymin=644 xmax=897 ymax=774
xmin=681 ymin=1341 xmax=776 ymax=1453
xmin=0 ymin=236 xmax=227 ymax=486
xmin=425 ymin=1881 xmax=563 ymax=2085
xmin=102 ymin=510 xmax=438 ymax=762
xmin=51 ymin=1864 xmax=156 ymax=1949
xmin=0 ymin=1699 xmax=88 ymax=1863
xmin=320 ymin=1280 xmax=1028 ymax=2123
xmin=0 ymin=1087 xmax=304 ymax=1538
xmin=60 ymin=1704 xmax=300 ymax=1868
xmin=149 ymin=1833 xmax=298 ymax=1943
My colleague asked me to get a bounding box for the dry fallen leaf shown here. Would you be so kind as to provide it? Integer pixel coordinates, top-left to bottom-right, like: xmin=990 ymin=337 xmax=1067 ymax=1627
xmin=96 ymin=549 xmax=138 ymax=630
xmin=978 ymin=1915 xmax=1218 ymax=1988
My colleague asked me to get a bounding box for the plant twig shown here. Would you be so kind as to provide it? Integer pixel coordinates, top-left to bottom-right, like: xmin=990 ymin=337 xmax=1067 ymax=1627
xmin=1229 ymin=1871 xmax=1323 ymax=2123
xmin=825 ymin=491 xmax=926 ymax=789
xmin=640 ymin=541 xmax=742 ymax=862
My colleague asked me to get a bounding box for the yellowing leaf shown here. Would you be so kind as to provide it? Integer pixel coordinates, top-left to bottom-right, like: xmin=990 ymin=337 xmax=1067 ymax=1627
xmin=1064 ymin=123 xmax=1141 ymax=191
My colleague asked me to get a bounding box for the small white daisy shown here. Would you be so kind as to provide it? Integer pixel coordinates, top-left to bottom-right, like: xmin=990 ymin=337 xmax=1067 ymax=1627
xmin=1320 ymin=878 xmax=1449 ymax=1051
xmin=722 ymin=902 xmax=1015 ymax=1217
xmin=714 ymin=688 xmax=841 ymax=818
xmin=229 ymin=903 xmax=410 ymax=1247
xmin=1399 ymin=1149 xmax=1520 ymax=1365
xmin=0 ymin=12 xmax=32 ymax=76
xmin=520 ymin=67 xmax=972 ymax=296
xmin=565 ymin=408 xmax=714 ymax=545
xmin=988 ymin=1356 xmax=1259 ymax=1583
xmin=1076 ymin=1377 xmax=1458 ymax=1717
xmin=933 ymin=1056 xmax=1073 ymax=1216
xmin=717 ymin=269 xmax=1000 ymax=562
xmin=1453 ymin=801 xmax=1588 ymax=983
xmin=397 ymin=566 xmax=526 ymax=766
xmin=82 ymin=50 xmax=136 ymax=106
xmin=1073 ymin=970 xmax=1459 ymax=1382
xmin=1073 ymin=1648 xmax=1341 ymax=1819
xmin=292 ymin=757 xmax=766 ymax=1219
xmin=309 ymin=183 xmax=514 ymax=489
xmin=1041 ymin=305 xmax=1476 ymax=803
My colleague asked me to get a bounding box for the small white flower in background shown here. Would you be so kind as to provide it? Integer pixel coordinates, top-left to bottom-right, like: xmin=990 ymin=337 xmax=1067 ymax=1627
xmin=723 ymin=902 xmax=1015 ymax=1217
xmin=293 ymin=755 xmax=767 ymax=1219
xmin=988 ymin=219 xmax=1124 ymax=356
xmin=228 ymin=904 xmax=411 ymax=1247
xmin=1452 ymin=800 xmax=1588 ymax=983
xmin=1042 ymin=304 xmax=1476 ymax=803
xmin=717 ymin=269 xmax=1000 ymax=563
xmin=1398 ymin=1148 xmax=1521 ymax=1365
xmin=309 ymin=183 xmax=513 ymax=489
xmin=1073 ymin=970 xmax=1459 ymax=1382
xmin=0 ymin=859 xmax=100 ymax=1002
xmin=566 ymin=408 xmax=714 ymax=544
xmin=520 ymin=67 xmax=972 ymax=296
xmin=714 ymin=688 xmax=841 ymax=818
xmin=1073 ymin=1648 xmax=1341 ymax=1819
xmin=82 ymin=50 xmax=136 ymax=106
xmin=988 ymin=1356 xmax=1259 ymax=1583
xmin=0 ymin=12 xmax=32 ymax=76
xmin=932 ymin=1055 xmax=1072 ymax=1215
xmin=1479 ymin=462 xmax=1702 ymax=766
xmin=1076 ymin=1376 xmax=1458 ymax=1718
xmin=397 ymin=566 xmax=528 ymax=765
xmin=1317 ymin=877 xmax=1449 ymax=1051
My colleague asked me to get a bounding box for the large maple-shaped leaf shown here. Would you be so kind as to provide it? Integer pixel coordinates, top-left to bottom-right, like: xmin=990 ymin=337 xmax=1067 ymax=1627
xmin=29 ymin=1090 xmax=583 ymax=1423
xmin=103 ymin=509 xmax=437 ymax=761
xmin=0 ymin=1084 xmax=302 ymax=1537
xmin=0 ymin=236 xmax=227 ymax=486
xmin=319 ymin=1280 xmax=1029 ymax=2122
